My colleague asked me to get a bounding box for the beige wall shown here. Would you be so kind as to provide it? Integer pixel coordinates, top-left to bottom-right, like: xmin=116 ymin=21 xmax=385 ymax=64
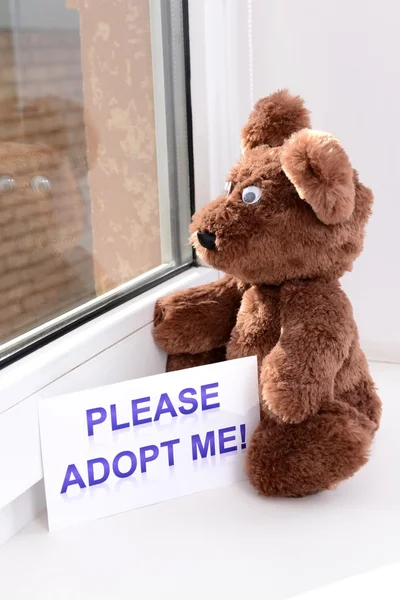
xmin=78 ymin=0 xmax=161 ymax=294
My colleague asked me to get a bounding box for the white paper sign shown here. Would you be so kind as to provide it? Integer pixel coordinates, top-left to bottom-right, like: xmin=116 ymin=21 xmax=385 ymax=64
xmin=39 ymin=356 xmax=260 ymax=531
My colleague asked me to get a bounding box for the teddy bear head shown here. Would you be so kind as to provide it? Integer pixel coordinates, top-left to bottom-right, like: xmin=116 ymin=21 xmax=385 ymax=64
xmin=191 ymin=90 xmax=372 ymax=285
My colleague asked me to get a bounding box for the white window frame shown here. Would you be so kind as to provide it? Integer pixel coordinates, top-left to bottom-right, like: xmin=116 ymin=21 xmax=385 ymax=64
xmin=0 ymin=0 xmax=254 ymax=544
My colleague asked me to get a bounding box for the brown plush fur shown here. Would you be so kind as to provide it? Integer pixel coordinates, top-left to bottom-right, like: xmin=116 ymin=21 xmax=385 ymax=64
xmin=153 ymin=90 xmax=381 ymax=497
xmin=281 ymin=129 xmax=355 ymax=225
xmin=241 ymin=89 xmax=311 ymax=151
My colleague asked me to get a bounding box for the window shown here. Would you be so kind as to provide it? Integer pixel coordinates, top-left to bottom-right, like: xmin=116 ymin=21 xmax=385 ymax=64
xmin=0 ymin=0 xmax=193 ymax=365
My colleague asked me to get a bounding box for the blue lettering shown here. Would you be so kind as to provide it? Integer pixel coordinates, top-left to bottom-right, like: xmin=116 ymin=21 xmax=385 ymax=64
xmin=140 ymin=444 xmax=159 ymax=473
xmin=201 ymin=383 xmax=220 ymax=411
xmin=219 ymin=426 xmax=237 ymax=454
xmin=86 ymin=407 xmax=107 ymax=436
xmin=178 ymin=388 xmax=198 ymax=415
xmin=131 ymin=397 xmax=152 ymax=425
xmin=111 ymin=404 xmax=130 ymax=432
xmin=160 ymin=438 xmax=180 ymax=466
xmin=113 ymin=451 xmax=137 ymax=478
xmin=88 ymin=457 xmax=110 ymax=486
xmin=60 ymin=464 xmax=86 ymax=494
xmin=154 ymin=393 xmax=178 ymax=421
xmin=191 ymin=431 xmax=216 ymax=460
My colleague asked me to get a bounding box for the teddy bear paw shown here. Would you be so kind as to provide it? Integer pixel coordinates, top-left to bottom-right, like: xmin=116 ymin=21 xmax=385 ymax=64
xmin=262 ymin=376 xmax=326 ymax=424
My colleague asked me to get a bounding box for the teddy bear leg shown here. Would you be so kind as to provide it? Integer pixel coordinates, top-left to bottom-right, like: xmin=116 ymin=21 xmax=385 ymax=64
xmin=349 ymin=379 xmax=382 ymax=431
xmin=245 ymin=409 xmax=374 ymax=497
xmin=166 ymin=347 xmax=226 ymax=372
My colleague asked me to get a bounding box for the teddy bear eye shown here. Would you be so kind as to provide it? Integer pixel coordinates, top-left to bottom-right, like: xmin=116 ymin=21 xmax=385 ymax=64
xmin=31 ymin=175 xmax=51 ymax=194
xmin=0 ymin=175 xmax=15 ymax=193
xmin=242 ymin=185 xmax=262 ymax=205
xmin=224 ymin=181 xmax=232 ymax=196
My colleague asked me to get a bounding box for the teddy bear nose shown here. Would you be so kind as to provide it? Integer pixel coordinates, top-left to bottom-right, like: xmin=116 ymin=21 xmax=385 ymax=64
xmin=197 ymin=230 xmax=216 ymax=250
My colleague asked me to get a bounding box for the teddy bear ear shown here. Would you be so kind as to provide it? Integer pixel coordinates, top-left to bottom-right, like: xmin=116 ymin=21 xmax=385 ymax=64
xmin=241 ymin=89 xmax=311 ymax=152
xmin=281 ymin=129 xmax=355 ymax=225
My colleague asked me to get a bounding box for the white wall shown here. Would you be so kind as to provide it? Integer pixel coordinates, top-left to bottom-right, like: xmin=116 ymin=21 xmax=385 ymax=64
xmin=251 ymin=0 xmax=400 ymax=361
xmin=190 ymin=0 xmax=253 ymax=211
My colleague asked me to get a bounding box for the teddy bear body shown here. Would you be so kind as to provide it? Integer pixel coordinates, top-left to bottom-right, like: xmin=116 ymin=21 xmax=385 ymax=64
xmin=153 ymin=91 xmax=381 ymax=497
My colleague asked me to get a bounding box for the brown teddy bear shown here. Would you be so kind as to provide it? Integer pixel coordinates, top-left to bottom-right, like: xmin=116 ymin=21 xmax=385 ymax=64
xmin=153 ymin=90 xmax=382 ymax=497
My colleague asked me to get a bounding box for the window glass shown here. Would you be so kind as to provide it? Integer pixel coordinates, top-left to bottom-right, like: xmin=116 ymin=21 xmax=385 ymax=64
xmin=0 ymin=0 xmax=192 ymax=362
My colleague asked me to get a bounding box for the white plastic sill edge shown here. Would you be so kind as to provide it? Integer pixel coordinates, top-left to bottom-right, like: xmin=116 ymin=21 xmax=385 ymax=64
xmin=293 ymin=562 xmax=400 ymax=600
xmin=0 ymin=266 xmax=219 ymax=511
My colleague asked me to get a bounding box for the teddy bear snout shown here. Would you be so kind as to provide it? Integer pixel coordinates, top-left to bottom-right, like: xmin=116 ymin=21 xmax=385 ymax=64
xmin=197 ymin=230 xmax=216 ymax=250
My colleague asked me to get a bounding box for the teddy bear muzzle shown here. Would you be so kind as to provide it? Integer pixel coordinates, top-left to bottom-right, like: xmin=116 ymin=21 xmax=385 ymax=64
xmin=197 ymin=230 xmax=216 ymax=250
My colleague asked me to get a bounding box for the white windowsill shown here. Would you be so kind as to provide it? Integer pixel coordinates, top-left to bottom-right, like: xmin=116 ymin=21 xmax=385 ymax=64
xmin=0 ymin=361 xmax=399 ymax=599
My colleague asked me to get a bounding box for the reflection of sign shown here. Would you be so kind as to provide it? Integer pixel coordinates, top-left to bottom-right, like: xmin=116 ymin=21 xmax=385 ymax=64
xmin=39 ymin=356 xmax=260 ymax=531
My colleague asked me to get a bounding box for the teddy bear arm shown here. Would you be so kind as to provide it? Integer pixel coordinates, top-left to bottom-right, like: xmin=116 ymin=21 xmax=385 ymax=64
xmin=260 ymin=281 xmax=354 ymax=423
xmin=152 ymin=275 xmax=244 ymax=355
